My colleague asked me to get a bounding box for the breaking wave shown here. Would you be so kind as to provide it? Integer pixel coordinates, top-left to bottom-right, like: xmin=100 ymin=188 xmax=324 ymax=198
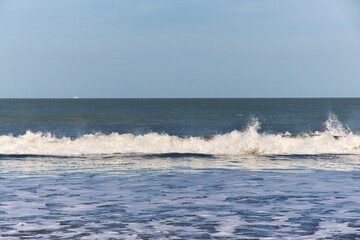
xmin=1 ymin=114 xmax=360 ymax=156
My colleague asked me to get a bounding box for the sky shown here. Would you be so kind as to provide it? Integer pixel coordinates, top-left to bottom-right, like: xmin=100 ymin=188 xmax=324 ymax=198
xmin=0 ymin=0 xmax=359 ymax=98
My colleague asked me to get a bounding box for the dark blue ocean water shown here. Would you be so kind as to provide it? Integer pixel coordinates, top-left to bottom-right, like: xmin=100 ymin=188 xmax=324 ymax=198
xmin=1 ymin=99 xmax=360 ymax=239
xmin=2 ymin=98 xmax=360 ymax=137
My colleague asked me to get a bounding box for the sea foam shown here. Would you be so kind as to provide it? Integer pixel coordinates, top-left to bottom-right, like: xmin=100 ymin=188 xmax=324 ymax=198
xmin=0 ymin=114 xmax=359 ymax=156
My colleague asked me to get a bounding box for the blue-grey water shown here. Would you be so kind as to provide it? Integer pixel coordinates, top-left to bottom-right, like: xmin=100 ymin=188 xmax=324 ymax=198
xmin=1 ymin=99 xmax=360 ymax=239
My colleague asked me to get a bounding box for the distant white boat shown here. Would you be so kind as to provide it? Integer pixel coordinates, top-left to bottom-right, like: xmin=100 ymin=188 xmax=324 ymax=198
xmin=73 ymin=96 xmax=79 ymax=99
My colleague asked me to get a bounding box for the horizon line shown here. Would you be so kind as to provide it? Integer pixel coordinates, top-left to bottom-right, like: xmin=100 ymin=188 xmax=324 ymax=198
xmin=1 ymin=97 xmax=360 ymax=99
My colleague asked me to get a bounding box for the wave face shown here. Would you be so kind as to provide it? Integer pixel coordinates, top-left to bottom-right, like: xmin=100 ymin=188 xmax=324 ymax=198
xmin=0 ymin=114 xmax=359 ymax=156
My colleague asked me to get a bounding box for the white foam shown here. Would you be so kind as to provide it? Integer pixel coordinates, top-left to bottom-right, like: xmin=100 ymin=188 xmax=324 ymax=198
xmin=0 ymin=115 xmax=359 ymax=156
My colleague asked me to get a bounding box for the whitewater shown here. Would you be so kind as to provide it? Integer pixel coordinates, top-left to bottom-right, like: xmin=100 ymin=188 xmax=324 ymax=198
xmin=1 ymin=114 xmax=359 ymax=156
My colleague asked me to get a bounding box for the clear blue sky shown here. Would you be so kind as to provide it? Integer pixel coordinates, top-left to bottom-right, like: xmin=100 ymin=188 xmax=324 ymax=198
xmin=0 ymin=0 xmax=359 ymax=98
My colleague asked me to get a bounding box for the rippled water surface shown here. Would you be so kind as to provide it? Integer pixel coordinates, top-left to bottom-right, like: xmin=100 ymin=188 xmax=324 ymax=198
xmin=1 ymin=154 xmax=360 ymax=239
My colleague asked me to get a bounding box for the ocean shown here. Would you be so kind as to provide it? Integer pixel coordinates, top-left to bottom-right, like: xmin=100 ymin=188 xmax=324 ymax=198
xmin=1 ymin=98 xmax=360 ymax=239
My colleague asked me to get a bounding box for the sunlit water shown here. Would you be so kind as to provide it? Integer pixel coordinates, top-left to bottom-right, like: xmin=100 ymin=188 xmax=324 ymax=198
xmin=1 ymin=99 xmax=360 ymax=239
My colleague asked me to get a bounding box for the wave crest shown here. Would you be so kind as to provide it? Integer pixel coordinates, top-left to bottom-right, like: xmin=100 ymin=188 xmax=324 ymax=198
xmin=0 ymin=115 xmax=359 ymax=156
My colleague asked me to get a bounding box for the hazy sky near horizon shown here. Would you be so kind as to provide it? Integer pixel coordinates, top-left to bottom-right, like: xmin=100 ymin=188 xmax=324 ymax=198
xmin=0 ymin=0 xmax=359 ymax=98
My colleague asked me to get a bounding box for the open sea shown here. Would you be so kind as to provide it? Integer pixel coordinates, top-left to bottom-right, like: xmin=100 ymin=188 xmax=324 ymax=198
xmin=2 ymin=98 xmax=360 ymax=239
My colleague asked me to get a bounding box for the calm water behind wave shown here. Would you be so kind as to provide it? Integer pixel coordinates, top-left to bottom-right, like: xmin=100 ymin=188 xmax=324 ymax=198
xmin=1 ymin=98 xmax=360 ymax=137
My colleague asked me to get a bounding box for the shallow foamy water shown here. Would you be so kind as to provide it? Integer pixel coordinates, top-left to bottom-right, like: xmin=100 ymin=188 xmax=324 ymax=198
xmin=1 ymin=154 xmax=360 ymax=239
